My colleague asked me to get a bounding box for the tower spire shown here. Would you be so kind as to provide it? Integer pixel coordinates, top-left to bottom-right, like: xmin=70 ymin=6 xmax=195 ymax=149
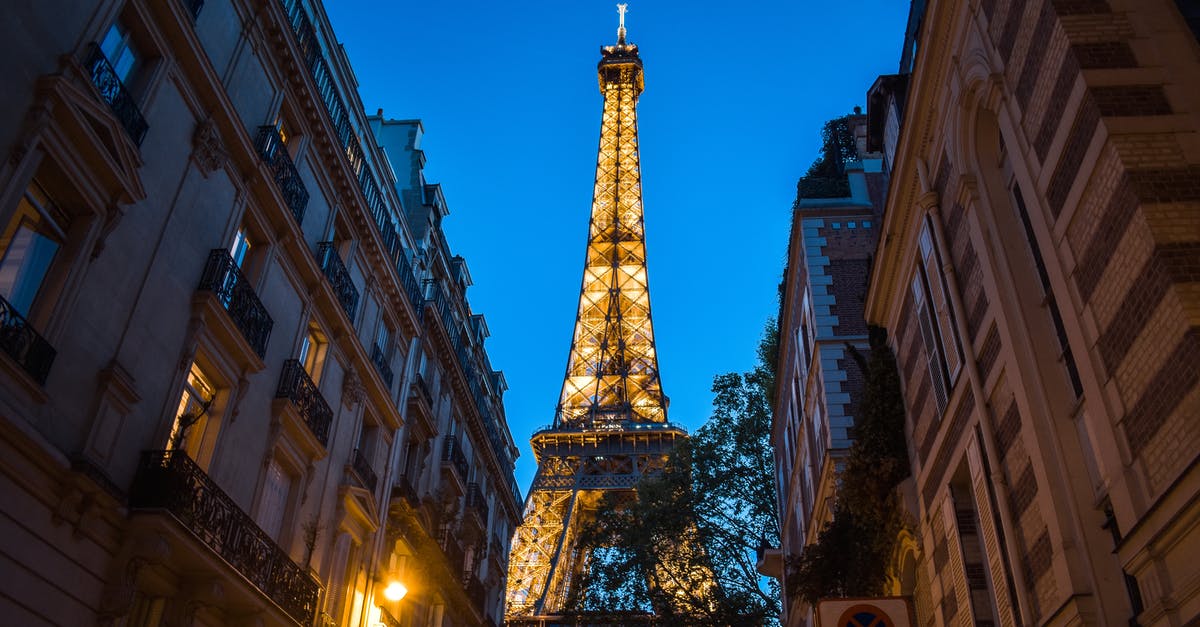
xmin=617 ymin=3 xmax=628 ymax=44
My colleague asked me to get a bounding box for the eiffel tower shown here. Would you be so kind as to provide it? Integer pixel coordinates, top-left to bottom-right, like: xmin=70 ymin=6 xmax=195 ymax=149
xmin=505 ymin=6 xmax=695 ymax=621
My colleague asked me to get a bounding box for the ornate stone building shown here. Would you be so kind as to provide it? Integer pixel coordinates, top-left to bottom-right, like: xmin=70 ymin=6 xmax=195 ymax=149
xmin=0 ymin=0 xmax=519 ymax=625
xmin=864 ymin=0 xmax=1200 ymax=625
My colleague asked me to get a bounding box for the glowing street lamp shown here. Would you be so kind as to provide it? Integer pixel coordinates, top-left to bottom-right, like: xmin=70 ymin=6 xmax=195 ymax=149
xmin=383 ymin=581 xmax=408 ymax=602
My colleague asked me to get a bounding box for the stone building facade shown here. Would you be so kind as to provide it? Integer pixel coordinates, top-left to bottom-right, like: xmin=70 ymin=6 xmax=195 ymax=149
xmin=770 ymin=114 xmax=890 ymax=626
xmin=0 ymin=0 xmax=519 ymax=625
xmin=864 ymin=0 xmax=1200 ymax=625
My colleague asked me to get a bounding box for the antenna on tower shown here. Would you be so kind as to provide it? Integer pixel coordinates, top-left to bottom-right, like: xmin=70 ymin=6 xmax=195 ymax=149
xmin=617 ymin=3 xmax=628 ymax=44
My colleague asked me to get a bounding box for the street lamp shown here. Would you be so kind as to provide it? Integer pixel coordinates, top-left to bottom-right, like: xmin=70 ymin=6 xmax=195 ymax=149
xmin=383 ymin=580 xmax=408 ymax=602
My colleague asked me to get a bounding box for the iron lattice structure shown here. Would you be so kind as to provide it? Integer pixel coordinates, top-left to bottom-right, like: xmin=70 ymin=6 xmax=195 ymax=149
xmin=506 ymin=18 xmax=707 ymax=622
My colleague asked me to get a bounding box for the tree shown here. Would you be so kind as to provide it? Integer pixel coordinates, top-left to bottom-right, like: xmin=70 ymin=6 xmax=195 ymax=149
xmin=795 ymin=114 xmax=859 ymax=200
xmin=566 ymin=324 xmax=782 ymax=625
xmin=788 ymin=325 xmax=910 ymax=605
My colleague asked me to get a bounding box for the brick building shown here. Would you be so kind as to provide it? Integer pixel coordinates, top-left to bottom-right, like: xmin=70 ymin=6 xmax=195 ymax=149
xmin=769 ymin=113 xmax=891 ymax=626
xmin=0 ymin=0 xmax=519 ymax=625
xmin=864 ymin=0 xmax=1200 ymax=625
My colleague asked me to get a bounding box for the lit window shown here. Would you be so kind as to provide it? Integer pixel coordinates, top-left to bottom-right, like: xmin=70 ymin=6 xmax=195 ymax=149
xmin=169 ymin=363 xmax=216 ymax=459
xmin=274 ymin=115 xmax=290 ymax=145
xmin=299 ymin=325 xmax=327 ymax=382
xmin=0 ymin=179 xmax=68 ymax=316
xmin=100 ymin=22 xmax=140 ymax=83
xmin=230 ymin=228 xmax=252 ymax=269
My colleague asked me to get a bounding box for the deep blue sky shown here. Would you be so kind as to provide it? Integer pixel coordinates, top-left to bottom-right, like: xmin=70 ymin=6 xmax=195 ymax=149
xmin=324 ymin=2 xmax=911 ymax=494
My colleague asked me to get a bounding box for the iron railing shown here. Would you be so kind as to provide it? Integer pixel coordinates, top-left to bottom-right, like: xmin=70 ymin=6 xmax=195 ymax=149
xmin=276 ymin=359 xmax=331 ymax=447
xmin=129 ymin=450 xmax=320 ymax=625
xmin=370 ymin=343 xmax=394 ymax=388
xmin=412 ymin=373 xmax=433 ymax=406
xmin=255 ymin=126 xmax=308 ymax=225
xmin=84 ymin=43 xmax=148 ymax=146
xmin=438 ymin=529 xmax=465 ymax=579
xmin=316 ymin=242 xmax=358 ymax=321
xmin=350 ymin=448 xmax=378 ymax=492
xmin=0 ymin=294 xmax=56 ymax=385
xmin=465 ymin=574 xmax=486 ymax=610
xmin=441 ymin=435 xmax=469 ymax=482
xmin=392 ymin=473 xmax=419 ymax=507
xmin=198 ymin=249 xmax=272 ymax=358
xmin=465 ymin=483 xmax=488 ymax=527
xmin=276 ymin=0 xmax=423 ymax=313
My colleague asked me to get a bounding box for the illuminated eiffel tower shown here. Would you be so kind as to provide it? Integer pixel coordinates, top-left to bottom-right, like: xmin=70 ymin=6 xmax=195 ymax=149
xmin=505 ymin=6 xmax=697 ymax=621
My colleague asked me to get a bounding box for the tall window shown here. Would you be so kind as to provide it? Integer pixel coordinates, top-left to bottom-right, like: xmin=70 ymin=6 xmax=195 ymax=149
xmin=1011 ymin=184 xmax=1083 ymax=398
xmin=299 ymin=325 xmax=327 ymax=382
xmin=912 ymin=218 xmax=961 ymax=413
xmin=169 ymin=363 xmax=217 ymax=460
xmin=100 ymin=22 xmax=140 ymax=83
xmin=0 ymin=180 xmax=69 ymax=317
xmin=231 ymin=227 xmax=252 ymax=269
xmin=258 ymin=459 xmax=293 ymax=540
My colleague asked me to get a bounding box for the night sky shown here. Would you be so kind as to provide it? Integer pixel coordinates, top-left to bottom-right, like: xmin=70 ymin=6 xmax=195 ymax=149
xmin=324 ymin=1 xmax=912 ymax=494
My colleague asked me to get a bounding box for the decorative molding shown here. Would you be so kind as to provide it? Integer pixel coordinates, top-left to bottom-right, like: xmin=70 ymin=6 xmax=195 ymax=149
xmin=342 ymin=366 xmax=366 ymax=407
xmin=191 ymin=117 xmax=229 ymax=176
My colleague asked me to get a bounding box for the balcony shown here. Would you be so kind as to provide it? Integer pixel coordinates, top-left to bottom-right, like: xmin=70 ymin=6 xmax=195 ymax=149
xmin=370 ymin=343 xmax=394 ymax=388
xmin=405 ymin=374 xmax=435 ymax=438
xmin=349 ymin=448 xmax=378 ymax=493
xmin=276 ymin=360 xmax=332 ymax=447
xmin=441 ymin=435 xmax=469 ymax=488
xmin=438 ymin=528 xmax=466 ymax=580
xmin=129 ymin=450 xmax=320 ymax=625
xmin=391 ymin=473 xmax=420 ymax=507
xmin=84 ymin=43 xmax=148 ymax=146
xmin=198 ymin=249 xmax=273 ymax=359
xmin=465 ymin=483 xmax=488 ymax=528
xmin=465 ymin=573 xmax=486 ymax=611
xmin=316 ymin=242 xmax=358 ymax=321
xmin=0 ymin=294 xmax=56 ymax=385
xmin=255 ymin=125 xmax=309 ymax=225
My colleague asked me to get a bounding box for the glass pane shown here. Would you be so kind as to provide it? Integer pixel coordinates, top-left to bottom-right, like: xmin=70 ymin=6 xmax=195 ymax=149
xmin=0 ymin=185 xmax=67 ymax=316
xmin=258 ymin=460 xmax=291 ymax=539
xmin=231 ymin=229 xmax=251 ymax=268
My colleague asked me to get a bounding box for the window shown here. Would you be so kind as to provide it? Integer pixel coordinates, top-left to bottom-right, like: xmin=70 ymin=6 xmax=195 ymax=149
xmin=274 ymin=115 xmax=291 ymax=146
xmin=100 ymin=22 xmax=141 ymax=83
xmin=911 ymin=218 xmax=961 ymax=413
xmin=231 ymin=227 xmax=252 ymax=269
xmin=0 ymin=179 xmax=69 ymax=317
xmin=257 ymin=459 xmax=293 ymax=540
xmin=1011 ymin=184 xmax=1083 ymax=397
xmin=299 ymin=325 xmax=328 ymax=382
xmin=375 ymin=322 xmax=391 ymax=357
xmin=169 ymin=363 xmax=217 ymax=461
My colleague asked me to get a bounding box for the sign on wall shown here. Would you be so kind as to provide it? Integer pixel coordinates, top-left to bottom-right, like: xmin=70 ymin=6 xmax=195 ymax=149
xmin=816 ymin=597 xmax=914 ymax=627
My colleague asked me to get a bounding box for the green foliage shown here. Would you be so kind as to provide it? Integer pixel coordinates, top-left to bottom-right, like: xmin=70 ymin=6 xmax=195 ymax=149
xmin=567 ymin=323 xmax=782 ymax=625
xmin=788 ymin=326 xmax=911 ymax=605
xmin=795 ymin=115 xmax=859 ymax=201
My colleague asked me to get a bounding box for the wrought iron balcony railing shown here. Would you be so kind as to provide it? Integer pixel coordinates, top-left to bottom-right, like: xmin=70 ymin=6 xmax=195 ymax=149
xmin=465 ymin=483 xmax=488 ymax=527
xmin=370 ymin=343 xmax=394 ymax=388
xmin=276 ymin=359 xmax=332 ymax=447
xmin=438 ymin=528 xmax=466 ymax=580
xmin=316 ymin=242 xmax=358 ymax=321
xmin=441 ymin=435 xmax=469 ymax=482
xmin=84 ymin=43 xmax=148 ymax=146
xmin=465 ymin=574 xmax=486 ymax=610
xmin=198 ymin=249 xmax=273 ymax=358
xmin=412 ymin=373 xmax=433 ymax=406
xmin=0 ymin=293 xmax=56 ymax=385
xmin=350 ymin=448 xmax=377 ymax=493
xmin=129 ymin=450 xmax=320 ymax=625
xmin=392 ymin=473 xmax=419 ymax=507
xmin=255 ymin=126 xmax=309 ymax=225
